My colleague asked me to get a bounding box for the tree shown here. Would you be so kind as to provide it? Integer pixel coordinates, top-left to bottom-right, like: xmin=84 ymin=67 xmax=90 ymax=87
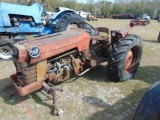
xmin=0 ymin=0 xmax=159 ymax=18
xmin=111 ymin=3 xmax=123 ymax=14
xmin=100 ymin=2 xmax=112 ymax=17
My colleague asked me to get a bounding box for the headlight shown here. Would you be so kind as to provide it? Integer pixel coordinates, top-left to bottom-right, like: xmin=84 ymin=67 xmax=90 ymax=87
xmin=29 ymin=46 xmax=40 ymax=58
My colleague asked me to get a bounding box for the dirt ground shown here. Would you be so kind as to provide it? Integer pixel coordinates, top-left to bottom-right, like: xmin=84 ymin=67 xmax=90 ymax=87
xmin=0 ymin=19 xmax=160 ymax=120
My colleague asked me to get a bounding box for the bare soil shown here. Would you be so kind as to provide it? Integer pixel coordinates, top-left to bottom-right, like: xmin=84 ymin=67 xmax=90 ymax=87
xmin=0 ymin=19 xmax=160 ymax=120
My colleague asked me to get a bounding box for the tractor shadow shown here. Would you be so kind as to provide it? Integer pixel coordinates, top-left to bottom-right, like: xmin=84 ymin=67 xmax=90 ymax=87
xmin=0 ymin=65 xmax=160 ymax=117
xmin=0 ymin=77 xmax=55 ymax=115
xmin=83 ymin=88 xmax=148 ymax=120
xmin=81 ymin=63 xmax=160 ymax=84
xmin=82 ymin=63 xmax=112 ymax=83
xmin=81 ymin=65 xmax=160 ymax=119
xmin=135 ymin=65 xmax=160 ymax=84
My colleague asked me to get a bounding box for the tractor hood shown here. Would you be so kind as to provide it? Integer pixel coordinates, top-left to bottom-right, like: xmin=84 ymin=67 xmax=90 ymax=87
xmin=14 ymin=29 xmax=90 ymax=64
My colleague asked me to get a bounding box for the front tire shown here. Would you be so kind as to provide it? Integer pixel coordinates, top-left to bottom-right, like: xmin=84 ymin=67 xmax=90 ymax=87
xmin=134 ymin=81 xmax=160 ymax=120
xmin=55 ymin=12 xmax=85 ymax=32
xmin=0 ymin=39 xmax=17 ymax=59
xmin=107 ymin=34 xmax=143 ymax=81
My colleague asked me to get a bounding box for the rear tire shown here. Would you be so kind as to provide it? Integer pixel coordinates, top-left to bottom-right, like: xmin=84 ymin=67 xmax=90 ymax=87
xmin=134 ymin=81 xmax=160 ymax=120
xmin=107 ymin=34 xmax=143 ymax=81
xmin=55 ymin=12 xmax=85 ymax=32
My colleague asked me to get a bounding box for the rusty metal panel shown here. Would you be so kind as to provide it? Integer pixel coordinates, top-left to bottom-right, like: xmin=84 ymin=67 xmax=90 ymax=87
xmin=76 ymin=37 xmax=90 ymax=52
xmin=114 ymin=26 xmax=133 ymax=38
xmin=37 ymin=60 xmax=47 ymax=81
xmin=16 ymin=62 xmax=37 ymax=85
xmin=15 ymin=29 xmax=90 ymax=64
xmin=11 ymin=74 xmax=42 ymax=96
xmin=14 ymin=44 xmax=28 ymax=62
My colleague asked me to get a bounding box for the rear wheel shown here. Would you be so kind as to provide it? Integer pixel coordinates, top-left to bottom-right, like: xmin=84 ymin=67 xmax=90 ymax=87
xmin=134 ymin=81 xmax=160 ymax=120
xmin=107 ymin=34 xmax=143 ymax=81
xmin=55 ymin=12 xmax=85 ymax=32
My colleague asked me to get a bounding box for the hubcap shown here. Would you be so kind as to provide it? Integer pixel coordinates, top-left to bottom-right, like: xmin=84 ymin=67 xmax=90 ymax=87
xmin=124 ymin=47 xmax=138 ymax=74
xmin=125 ymin=50 xmax=133 ymax=67
xmin=0 ymin=46 xmax=13 ymax=59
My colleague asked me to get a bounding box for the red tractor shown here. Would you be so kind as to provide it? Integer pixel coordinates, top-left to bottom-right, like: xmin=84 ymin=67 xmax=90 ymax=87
xmin=0 ymin=22 xmax=143 ymax=115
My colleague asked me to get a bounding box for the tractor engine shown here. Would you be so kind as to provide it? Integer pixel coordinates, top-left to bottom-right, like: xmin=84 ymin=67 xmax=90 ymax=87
xmin=13 ymin=49 xmax=83 ymax=85
xmin=45 ymin=50 xmax=84 ymax=83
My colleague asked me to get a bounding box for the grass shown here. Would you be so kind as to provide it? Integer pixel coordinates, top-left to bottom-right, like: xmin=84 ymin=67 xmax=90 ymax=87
xmin=0 ymin=19 xmax=160 ymax=120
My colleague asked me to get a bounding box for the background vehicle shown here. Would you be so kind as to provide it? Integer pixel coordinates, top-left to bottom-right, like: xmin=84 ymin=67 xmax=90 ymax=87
xmin=75 ymin=11 xmax=91 ymax=19
xmin=118 ymin=13 xmax=134 ymax=19
xmin=0 ymin=0 xmax=84 ymax=38
xmin=0 ymin=0 xmax=85 ymax=59
xmin=142 ymin=14 xmax=150 ymax=20
xmin=112 ymin=14 xmax=120 ymax=19
xmin=130 ymin=18 xmax=151 ymax=26
xmin=86 ymin=14 xmax=97 ymax=21
xmin=111 ymin=13 xmax=134 ymax=19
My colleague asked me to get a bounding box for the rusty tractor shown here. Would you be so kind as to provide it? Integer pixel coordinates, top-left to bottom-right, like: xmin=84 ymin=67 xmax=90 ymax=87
xmin=0 ymin=22 xmax=143 ymax=115
xmin=130 ymin=18 xmax=151 ymax=26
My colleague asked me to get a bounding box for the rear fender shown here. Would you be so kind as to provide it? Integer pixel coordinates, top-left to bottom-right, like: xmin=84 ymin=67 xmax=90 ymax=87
xmin=110 ymin=24 xmax=134 ymax=45
xmin=51 ymin=9 xmax=76 ymax=24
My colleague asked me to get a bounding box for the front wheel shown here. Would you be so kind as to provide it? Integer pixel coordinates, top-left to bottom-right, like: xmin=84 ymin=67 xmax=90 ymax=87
xmin=0 ymin=39 xmax=17 ymax=59
xmin=55 ymin=12 xmax=85 ymax=32
xmin=134 ymin=81 xmax=160 ymax=120
xmin=107 ymin=34 xmax=143 ymax=81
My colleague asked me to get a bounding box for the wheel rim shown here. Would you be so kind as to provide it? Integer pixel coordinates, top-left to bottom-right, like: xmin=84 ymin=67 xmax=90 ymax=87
xmin=124 ymin=46 xmax=139 ymax=74
xmin=0 ymin=46 xmax=13 ymax=59
xmin=66 ymin=22 xmax=79 ymax=31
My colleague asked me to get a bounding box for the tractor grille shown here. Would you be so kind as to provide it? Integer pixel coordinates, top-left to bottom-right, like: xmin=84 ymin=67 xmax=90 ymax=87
xmin=13 ymin=61 xmax=37 ymax=84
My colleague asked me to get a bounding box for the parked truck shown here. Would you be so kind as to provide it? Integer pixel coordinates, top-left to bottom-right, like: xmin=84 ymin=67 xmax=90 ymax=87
xmin=142 ymin=14 xmax=150 ymax=20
